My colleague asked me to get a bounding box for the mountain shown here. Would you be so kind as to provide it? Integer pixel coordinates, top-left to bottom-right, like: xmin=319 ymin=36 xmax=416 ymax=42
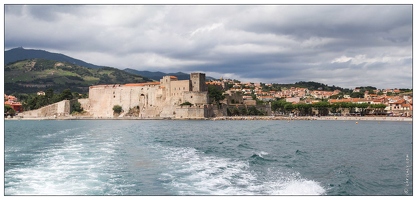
xmin=124 ymin=68 xmax=217 ymax=81
xmin=4 ymin=59 xmax=152 ymax=94
xmin=5 ymin=47 xmax=103 ymax=69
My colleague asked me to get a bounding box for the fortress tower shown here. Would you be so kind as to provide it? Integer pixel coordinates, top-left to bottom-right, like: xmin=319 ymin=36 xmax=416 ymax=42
xmin=190 ymin=73 xmax=207 ymax=92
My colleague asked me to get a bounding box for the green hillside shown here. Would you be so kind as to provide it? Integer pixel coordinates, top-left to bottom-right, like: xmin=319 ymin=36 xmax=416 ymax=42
xmin=4 ymin=59 xmax=153 ymax=94
xmin=5 ymin=47 xmax=103 ymax=69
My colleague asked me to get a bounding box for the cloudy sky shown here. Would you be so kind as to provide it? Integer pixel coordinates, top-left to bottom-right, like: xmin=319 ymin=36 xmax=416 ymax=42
xmin=4 ymin=4 xmax=413 ymax=89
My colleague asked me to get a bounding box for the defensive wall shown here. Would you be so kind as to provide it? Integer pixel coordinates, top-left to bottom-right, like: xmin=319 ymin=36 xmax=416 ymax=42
xmin=19 ymin=100 xmax=72 ymax=118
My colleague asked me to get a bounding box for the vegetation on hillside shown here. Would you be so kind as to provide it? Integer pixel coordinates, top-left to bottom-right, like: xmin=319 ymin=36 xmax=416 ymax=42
xmin=5 ymin=47 xmax=103 ymax=69
xmin=4 ymin=59 xmax=152 ymax=95
xmin=21 ymin=88 xmax=86 ymax=111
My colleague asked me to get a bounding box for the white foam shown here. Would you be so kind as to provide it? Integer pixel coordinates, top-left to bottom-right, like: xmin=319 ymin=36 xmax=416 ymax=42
xmin=5 ymin=131 xmax=123 ymax=195
xmin=39 ymin=127 xmax=80 ymax=138
xmin=279 ymin=180 xmax=326 ymax=195
xmin=156 ymin=145 xmax=326 ymax=195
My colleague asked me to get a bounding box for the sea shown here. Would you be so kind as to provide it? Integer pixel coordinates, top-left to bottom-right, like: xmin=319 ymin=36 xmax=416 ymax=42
xmin=4 ymin=119 xmax=413 ymax=196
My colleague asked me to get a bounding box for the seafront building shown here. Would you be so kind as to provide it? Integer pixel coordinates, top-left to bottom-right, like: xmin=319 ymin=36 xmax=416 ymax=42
xmin=4 ymin=94 xmax=22 ymax=112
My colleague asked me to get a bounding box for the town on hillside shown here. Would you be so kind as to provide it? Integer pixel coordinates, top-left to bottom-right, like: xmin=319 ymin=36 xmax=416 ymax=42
xmin=4 ymin=74 xmax=413 ymax=119
xmin=206 ymin=78 xmax=412 ymax=117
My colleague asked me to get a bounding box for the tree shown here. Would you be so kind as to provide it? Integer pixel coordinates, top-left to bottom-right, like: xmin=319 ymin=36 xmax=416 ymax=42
xmin=180 ymin=101 xmax=193 ymax=106
xmin=312 ymin=101 xmax=330 ymax=116
xmin=60 ymin=89 xmax=73 ymax=100
xmin=284 ymin=103 xmax=295 ymax=113
xmin=113 ymin=105 xmax=123 ymax=114
xmin=350 ymin=92 xmax=364 ymax=98
xmin=239 ymin=107 xmax=248 ymax=115
xmin=4 ymin=105 xmax=16 ymax=116
xmin=247 ymin=106 xmax=264 ymax=116
xmin=347 ymin=102 xmax=357 ymax=113
xmin=71 ymin=101 xmax=83 ymax=114
xmin=45 ymin=88 xmax=54 ymax=100
xmin=229 ymin=107 xmax=240 ymax=116
xmin=370 ymin=103 xmax=387 ymax=114
xmin=208 ymin=85 xmax=225 ymax=104
xmin=330 ymin=103 xmax=341 ymax=114
xmin=329 ymin=94 xmax=339 ymax=99
xmin=356 ymin=103 xmax=369 ymax=116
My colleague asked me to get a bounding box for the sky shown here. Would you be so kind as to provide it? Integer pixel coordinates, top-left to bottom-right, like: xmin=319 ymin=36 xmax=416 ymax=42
xmin=3 ymin=3 xmax=413 ymax=89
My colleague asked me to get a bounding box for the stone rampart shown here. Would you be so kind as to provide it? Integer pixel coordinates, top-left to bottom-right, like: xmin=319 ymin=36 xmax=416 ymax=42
xmin=175 ymin=105 xmax=207 ymax=119
xmin=19 ymin=100 xmax=71 ymax=118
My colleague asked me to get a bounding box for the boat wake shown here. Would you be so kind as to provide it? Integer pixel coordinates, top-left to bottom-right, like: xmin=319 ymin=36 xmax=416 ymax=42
xmin=156 ymin=145 xmax=326 ymax=195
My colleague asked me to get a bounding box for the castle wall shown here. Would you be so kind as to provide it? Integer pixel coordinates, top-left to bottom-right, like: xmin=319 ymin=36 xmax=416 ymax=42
xmin=170 ymin=80 xmax=190 ymax=97
xmin=78 ymin=99 xmax=91 ymax=112
xmin=175 ymin=105 xmax=207 ymax=119
xmin=19 ymin=100 xmax=71 ymax=118
xmin=88 ymin=84 xmax=161 ymax=118
xmin=183 ymin=91 xmax=208 ymax=106
xmin=225 ymin=90 xmax=244 ymax=104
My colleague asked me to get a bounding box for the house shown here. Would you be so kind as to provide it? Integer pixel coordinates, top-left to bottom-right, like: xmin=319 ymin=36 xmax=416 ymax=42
xmin=259 ymin=96 xmax=274 ymax=102
xmin=286 ymin=97 xmax=300 ymax=103
xmin=4 ymin=94 xmax=23 ymax=112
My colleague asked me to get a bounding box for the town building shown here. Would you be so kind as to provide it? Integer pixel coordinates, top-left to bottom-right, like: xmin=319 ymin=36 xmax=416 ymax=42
xmin=4 ymin=94 xmax=22 ymax=113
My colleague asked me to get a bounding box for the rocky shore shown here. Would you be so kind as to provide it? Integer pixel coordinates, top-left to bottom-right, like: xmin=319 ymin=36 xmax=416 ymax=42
xmin=6 ymin=115 xmax=412 ymax=122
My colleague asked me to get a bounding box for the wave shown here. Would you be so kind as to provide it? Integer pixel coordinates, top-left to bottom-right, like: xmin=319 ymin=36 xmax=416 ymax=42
xmin=39 ymin=127 xmax=81 ymax=139
xmin=155 ymin=145 xmax=326 ymax=195
xmin=249 ymin=151 xmax=277 ymax=164
xmin=5 ymin=132 xmax=123 ymax=195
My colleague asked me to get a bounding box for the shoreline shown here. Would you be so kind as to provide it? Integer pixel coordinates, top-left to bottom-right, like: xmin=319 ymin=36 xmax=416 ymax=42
xmin=5 ymin=115 xmax=413 ymax=122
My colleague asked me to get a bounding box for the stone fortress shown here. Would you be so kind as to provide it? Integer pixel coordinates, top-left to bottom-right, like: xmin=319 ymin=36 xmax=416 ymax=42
xmin=18 ymin=72 xmax=270 ymax=119
xmin=81 ymin=73 xmax=214 ymax=119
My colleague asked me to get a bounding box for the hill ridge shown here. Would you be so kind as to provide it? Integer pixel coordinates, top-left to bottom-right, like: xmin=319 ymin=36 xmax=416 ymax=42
xmin=5 ymin=47 xmax=103 ymax=69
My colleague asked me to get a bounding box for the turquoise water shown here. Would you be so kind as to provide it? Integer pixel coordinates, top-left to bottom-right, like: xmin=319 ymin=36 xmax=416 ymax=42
xmin=4 ymin=120 xmax=413 ymax=195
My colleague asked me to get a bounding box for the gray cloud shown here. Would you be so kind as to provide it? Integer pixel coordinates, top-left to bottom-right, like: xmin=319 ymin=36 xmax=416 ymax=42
xmin=4 ymin=4 xmax=412 ymax=89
